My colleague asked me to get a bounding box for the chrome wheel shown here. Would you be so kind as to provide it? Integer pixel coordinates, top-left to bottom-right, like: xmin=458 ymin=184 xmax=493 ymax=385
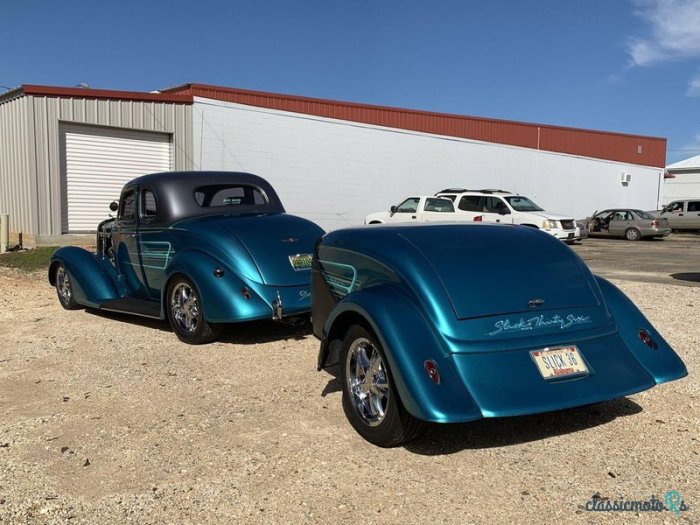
xmin=56 ymin=266 xmax=72 ymax=305
xmin=345 ymin=337 xmax=390 ymax=427
xmin=170 ymin=282 xmax=200 ymax=335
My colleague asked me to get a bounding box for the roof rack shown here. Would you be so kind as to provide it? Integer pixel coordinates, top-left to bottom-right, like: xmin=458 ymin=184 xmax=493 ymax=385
xmin=435 ymin=188 xmax=512 ymax=195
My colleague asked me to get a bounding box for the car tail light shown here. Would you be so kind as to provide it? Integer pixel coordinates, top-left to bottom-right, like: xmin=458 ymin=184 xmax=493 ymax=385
xmin=651 ymin=220 xmax=659 ymax=228
xmin=424 ymin=360 xmax=441 ymax=384
xmin=474 ymin=215 xmax=483 ymax=222
xmin=639 ymin=329 xmax=657 ymax=349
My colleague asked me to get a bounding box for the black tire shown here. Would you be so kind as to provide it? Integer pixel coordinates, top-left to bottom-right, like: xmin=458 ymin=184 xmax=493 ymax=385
xmin=339 ymin=324 xmax=424 ymax=447
xmin=54 ymin=264 xmax=80 ymax=310
xmin=166 ymin=276 xmax=220 ymax=344
xmin=624 ymin=228 xmax=641 ymax=241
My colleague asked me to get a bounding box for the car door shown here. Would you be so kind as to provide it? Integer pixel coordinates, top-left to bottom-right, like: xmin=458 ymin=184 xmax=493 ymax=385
xmin=111 ymin=187 xmax=149 ymax=299
xmin=136 ymin=187 xmax=170 ymax=299
xmin=660 ymin=201 xmax=684 ymax=229
xmin=389 ymin=197 xmax=421 ymax=223
xmin=608 ymin=210 xmax=632 ymax=237
xmin=479 ymin=196 xmax=512 ymax=224
xmin=679 ymin=201 xmax=700 ymax=229
xmin=591 ymin=210 xmax=612 ymax=236
xmin=421 ymin=197 xmax=456 ymax=222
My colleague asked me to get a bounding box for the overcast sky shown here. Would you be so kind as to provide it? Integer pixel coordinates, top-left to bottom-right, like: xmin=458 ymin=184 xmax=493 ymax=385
xmin=3 ymin=0 xmax=700 ymax=164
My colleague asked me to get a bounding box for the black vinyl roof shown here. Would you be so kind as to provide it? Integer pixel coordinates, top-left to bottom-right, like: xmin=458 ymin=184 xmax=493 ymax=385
xmin=124 ymin=171 xmax=285 ymax=224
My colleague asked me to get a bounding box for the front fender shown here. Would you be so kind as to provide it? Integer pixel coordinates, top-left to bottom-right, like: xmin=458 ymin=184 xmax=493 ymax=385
xmin=165 ymin=249 xmax=273 ymax=323
xmin=596 ymin=276 xmax=687 ymax=384
xmin=48 ymin=247 xmax=119 ymax=307
xmin=325 ymin=284 xmax=482 ymax=423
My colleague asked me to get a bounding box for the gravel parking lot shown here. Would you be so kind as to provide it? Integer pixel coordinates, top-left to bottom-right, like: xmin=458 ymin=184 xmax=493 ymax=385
xmin=0 ymin=259 xmax=698 ymax=524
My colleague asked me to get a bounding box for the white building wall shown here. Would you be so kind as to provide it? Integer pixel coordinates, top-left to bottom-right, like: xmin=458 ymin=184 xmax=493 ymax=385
xmin=193 ymin=98 xmax=664 ymax=230
xmin=662 ymin=172 xmax=700 ymax=204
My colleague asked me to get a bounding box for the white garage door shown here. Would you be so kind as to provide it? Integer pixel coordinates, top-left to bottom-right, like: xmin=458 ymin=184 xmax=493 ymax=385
xmin=62 ymin=125 xmax=172 ymax=232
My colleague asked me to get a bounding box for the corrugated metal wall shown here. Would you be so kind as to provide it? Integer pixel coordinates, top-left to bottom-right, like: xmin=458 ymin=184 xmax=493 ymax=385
xmin=169 ymin=83 xmax=667 ymax=168
xmin=0 ymin=95 xmax=193 ymax=239
xmin=0 ymin=96 xmax=34 ymax=238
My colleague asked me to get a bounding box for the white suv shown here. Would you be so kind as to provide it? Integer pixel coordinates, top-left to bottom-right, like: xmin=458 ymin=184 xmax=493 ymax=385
xmin=435 ymin=188 xmax=580 ymax=243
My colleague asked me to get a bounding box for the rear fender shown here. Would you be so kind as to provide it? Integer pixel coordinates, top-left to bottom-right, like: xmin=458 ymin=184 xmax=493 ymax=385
xmin=596 ymin=276 xmax=687 ymax=384
xmin=164 ymin=249 xmax=272 ymax=322
xmin=48 ymin=247 xmax=119 ymax=307
xmin=323 ymin=284 xmax=482 ymax=423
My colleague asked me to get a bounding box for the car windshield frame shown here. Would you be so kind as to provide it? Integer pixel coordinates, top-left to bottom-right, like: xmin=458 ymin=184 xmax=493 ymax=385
xmin=504 ymin=196 xmax=544 ymax=212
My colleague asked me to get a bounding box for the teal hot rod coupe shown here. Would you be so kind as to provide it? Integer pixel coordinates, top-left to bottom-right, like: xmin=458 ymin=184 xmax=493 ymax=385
xmin=312 ymin=223 xmax=687 ymax=447
xmin=49 ymin=171 xmax=325 ymax=344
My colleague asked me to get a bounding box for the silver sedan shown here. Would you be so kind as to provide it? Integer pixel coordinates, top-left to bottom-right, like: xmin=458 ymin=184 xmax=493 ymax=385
xmin=584 ymin=209 xmax=671 ymax=241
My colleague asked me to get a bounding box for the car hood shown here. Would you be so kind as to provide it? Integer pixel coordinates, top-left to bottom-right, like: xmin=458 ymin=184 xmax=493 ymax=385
xmin=523 ymin=211 xmax=574 ymax=221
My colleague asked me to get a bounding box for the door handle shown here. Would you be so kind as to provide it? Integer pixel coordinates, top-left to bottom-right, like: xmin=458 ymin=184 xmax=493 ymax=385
xmin=412 ymin=215 xmax=417 ymax=219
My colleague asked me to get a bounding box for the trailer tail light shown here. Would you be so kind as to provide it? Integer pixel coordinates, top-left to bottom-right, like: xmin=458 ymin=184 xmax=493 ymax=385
xmin=424 ymin=360 xmax=441 ymax=384
xmin=639 ymin=329 xmax=657 ymax=349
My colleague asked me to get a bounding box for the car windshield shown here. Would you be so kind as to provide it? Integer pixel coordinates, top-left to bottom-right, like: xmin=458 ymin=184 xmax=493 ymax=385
xmin=633 ymin=210 xmax=655 ymax=220
xmin=504 ymin=196 xmax=544 ymax=212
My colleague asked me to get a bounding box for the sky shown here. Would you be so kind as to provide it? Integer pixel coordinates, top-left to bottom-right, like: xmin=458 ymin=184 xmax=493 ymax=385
xmin=2 ymin=0 xmax=700 ymax=164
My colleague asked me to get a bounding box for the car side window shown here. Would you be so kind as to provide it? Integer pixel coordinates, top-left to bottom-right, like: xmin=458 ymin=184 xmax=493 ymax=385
xmin=484 ymin=197 xmax=507 ymax=213
xmin=424 ymin=198 xmax=454 ymax=212
xmin=119 ymin=189 xmax=136 ymax=224
xmin=667 ymin=202 xmax=683 ymax=213
xmin=141 ymin=189 xmax=157 ymax=222
xmin=458 ymin=196 xmax=480 ymax=211
xmin=396 ymin=198 xmax=420 ymax=213
xmin=688 ymin=201 xmax=700 ymax=212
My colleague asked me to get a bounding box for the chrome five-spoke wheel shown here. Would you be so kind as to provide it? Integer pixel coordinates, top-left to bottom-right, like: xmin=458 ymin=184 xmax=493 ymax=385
xmin=166 ymin=276 xmax=220 ymax=344
xmin=170 ymin=282 xmax=200 ymax=335
xmin=346 ymin=337 xmax=390 ymax=427
xmin=339 ymin=324 xmax=424 ymax=447
xmin=54 ymin=263 xmax=79 ymax=310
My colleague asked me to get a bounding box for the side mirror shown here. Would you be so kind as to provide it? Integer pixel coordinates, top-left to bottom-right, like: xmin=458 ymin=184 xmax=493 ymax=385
xmin=109 ymin=201 xmax=119 ymax=212
xmin=390 ymin=205 xmax=397 ymax=216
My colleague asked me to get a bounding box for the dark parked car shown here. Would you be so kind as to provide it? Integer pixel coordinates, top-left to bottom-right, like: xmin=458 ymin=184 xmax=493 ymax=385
xmin=584 ymin=209 xmax=671 ymax=240
xmin=49 ymin=171 xmax=325 ymax=344
xmin=312 ymin=223 xmax=686 ymax=447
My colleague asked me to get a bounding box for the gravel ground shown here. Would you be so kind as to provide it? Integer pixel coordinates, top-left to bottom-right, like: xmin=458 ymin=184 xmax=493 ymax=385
xmin=0 ymin=268 xmax=697 ymax=524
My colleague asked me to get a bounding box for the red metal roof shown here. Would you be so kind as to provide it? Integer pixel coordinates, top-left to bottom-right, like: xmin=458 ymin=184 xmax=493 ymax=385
xmin=163 ymin=83 xmax=666 ymax=168
xmin=1 ymin=84 xmax=192 ymax=104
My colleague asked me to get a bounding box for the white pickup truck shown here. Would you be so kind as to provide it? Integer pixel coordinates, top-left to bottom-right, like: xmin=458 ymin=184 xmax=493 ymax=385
xmin=365 ymin=196 xmax=458 ymax=224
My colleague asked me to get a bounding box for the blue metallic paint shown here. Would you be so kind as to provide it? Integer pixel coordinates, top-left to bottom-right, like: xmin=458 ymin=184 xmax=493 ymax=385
xmin=49 ymin=172 xmax=324 ymax=327
xmin=314 ymin=223 xmax=687 ymax=424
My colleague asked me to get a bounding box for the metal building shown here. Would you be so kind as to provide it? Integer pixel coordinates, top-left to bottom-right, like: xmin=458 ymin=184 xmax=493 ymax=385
xmin=664 ymin=155 xmax=700 ymax=204
xmin=164 ymin=83 xmax=667 ymax=229
xmin=0 ymin=82 xmax=667 ymax=243
xmin=0 ymin=85 xmax=193 ymax=246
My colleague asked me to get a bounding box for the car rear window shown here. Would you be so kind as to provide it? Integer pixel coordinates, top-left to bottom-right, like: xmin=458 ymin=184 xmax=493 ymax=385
xmin=633 ymin=210 xmax=655 ymax=220
xmin=194 ymin=184 xmax=268 ymax=208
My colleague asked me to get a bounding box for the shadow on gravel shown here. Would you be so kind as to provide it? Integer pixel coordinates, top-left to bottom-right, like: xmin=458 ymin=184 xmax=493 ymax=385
xmin=671 ymin=272 xmax=700 ymax=283
xmin=405 ymin=398 xmax=643 ymax=456
xmin=85 ymin=310 xmax=313 ymax=344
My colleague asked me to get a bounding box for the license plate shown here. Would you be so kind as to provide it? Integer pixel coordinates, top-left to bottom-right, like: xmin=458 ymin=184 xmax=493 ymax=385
xmin=530 ymin=345 xmax=588 ymax=380
xmin=288 ymin=253 xmax=312 ymax=271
